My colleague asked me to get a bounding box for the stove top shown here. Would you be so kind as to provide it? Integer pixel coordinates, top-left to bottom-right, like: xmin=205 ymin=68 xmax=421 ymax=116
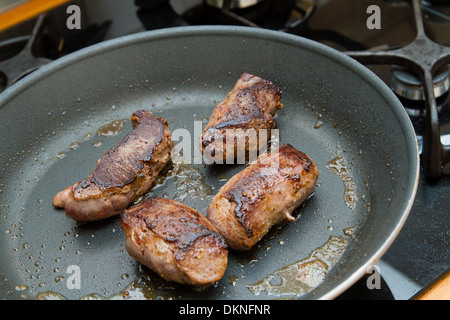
xmin=0 ymin=0 xmax=448 ymax=300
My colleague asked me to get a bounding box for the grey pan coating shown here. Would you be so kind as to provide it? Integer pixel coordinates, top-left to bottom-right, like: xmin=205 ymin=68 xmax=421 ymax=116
xmin=0 ymin=26 xmax=419 ymax=300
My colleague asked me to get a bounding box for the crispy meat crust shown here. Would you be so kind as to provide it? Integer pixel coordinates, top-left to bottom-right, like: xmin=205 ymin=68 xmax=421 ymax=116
xmin=200 ymin=73 xmax=283 ymax=162
xmin=121 ymin=198 xmax=228 ymax=286
xmin=207 ymin=144 xmax=319 ymax=251
xmin=52 ymin=110 xmax=174 ymax=222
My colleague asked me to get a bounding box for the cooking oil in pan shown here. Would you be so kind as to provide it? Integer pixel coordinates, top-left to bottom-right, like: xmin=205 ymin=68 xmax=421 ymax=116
xmin=327 ymin=156 xmax=357 ymax=210
xmin=34 ymin=269 xmax=184 ymax=300
xmin=96 ymin=119 xmax=125 ymax=137
xmin=247 ymin=236 xmax=349 ymax=297
xmin=146 ymin=161 xmax=214 ymax=204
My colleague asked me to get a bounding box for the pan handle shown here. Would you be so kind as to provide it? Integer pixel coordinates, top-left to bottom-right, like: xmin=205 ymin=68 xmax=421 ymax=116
xmin=410 ymin=268 xmax=450 ymax=300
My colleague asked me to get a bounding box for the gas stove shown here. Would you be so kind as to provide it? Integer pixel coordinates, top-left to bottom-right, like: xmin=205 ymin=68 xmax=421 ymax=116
xmin=0 ymin=0 xmax=448 ymax=300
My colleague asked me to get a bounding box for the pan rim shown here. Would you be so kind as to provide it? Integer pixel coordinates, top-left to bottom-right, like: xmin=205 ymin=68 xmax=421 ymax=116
xmin=0 ymin=25 xmax=420 ymax=300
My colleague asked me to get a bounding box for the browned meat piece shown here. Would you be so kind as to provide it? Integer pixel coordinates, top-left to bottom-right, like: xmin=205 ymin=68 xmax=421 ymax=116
xmin=200 ymin=73 xmax=283 ymax=163
xmin=121 ymin=197 xmax=228 ymax=286
xmin=52 ymin=110 xmax=174 ymax=222
xmin=207 ymin=144 xmax=319 ymax=251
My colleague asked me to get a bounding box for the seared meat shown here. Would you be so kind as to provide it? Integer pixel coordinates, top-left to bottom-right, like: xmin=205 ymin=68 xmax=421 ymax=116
xmin=121 ymin=197 xmax=228 ymax=286
xmin=207 ymin=144 xmax=319 ymax=251
xmin=200 ymin=73 xmax=283 ymax=163
xmin=52 ymin=110 xmax=174 ymax=222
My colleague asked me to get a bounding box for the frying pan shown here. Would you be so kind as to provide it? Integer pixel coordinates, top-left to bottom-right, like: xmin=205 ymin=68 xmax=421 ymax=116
xmin=0 ymin=26 xmax=418 ymax=300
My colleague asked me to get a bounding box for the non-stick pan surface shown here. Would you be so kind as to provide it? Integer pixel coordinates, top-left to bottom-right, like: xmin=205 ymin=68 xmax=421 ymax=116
xmin=0 ymin=26 xmax=418 ymax=300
